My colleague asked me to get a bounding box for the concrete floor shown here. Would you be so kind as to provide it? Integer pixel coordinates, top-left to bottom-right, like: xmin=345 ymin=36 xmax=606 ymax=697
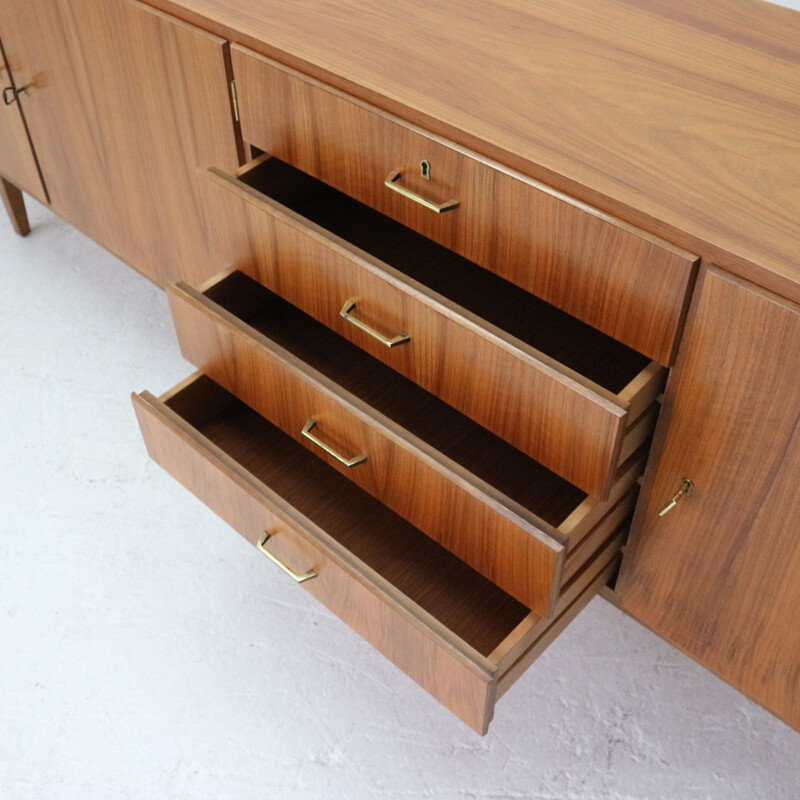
xmin=2 ymin=197 xmax=799 ymax=799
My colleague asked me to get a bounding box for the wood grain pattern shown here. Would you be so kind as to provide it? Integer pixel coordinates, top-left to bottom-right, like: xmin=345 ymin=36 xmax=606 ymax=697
xmin=200 ymin=161 xmax=665 ymax=497
xmin=143 ymin=0 xmax=800 ymax=303
xmin=230 ymin=50 xmax=698 ymax=365
xmin=0 ymin=0 xmax=239 ymax=285
xmin=0 ymin=34 xmax=46 ymax=204
xmin=133 ymin=372 xmax=638 ymax=733
xmin=167 ymin=278 xmax=567 ymax=614
xmin=618 ymin=268 xmax=800 ymax=732
xmin=0 ymin=177 xmax=29 ymax=236
xmin=174 ymin=267 xmax=650 ymax=519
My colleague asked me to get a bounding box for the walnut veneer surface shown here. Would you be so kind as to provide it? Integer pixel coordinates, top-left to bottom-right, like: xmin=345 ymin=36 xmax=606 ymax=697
xmin=146 ymin=0 xmax=800 ymax=303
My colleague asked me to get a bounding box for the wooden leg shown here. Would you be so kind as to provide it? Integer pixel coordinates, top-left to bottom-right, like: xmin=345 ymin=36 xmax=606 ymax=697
xmin=1 ymin=177 xmax=30 ymax=236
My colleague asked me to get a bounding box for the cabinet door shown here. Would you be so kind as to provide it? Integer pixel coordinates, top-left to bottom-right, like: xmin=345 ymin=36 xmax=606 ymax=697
xmin=0 ymin=33 xmax=46 ymax=202
xmin=618 ymin=267 xmax=800 ymax=731
xmin=0 ymin=0 xmax=239 ymax=286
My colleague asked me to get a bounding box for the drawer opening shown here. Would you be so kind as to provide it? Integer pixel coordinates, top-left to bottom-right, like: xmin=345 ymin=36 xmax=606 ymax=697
xmin=202 ymin=270 xmax=588 ymax=528
xmin=237 ymin=155 xmax=652 ymax=395
xmin=163 ymin=374 xmax=531 ymax=657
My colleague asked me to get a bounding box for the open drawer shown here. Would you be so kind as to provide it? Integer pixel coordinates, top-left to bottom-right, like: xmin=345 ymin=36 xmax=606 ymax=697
xmin=200 ymin=156 xmax=666 ymax=498
xmin=229 ymin=48 xmax=699 ymax=366
xmin=133 ymin=373 xmax=628 ymax=734
xmin=168 ymin=270 xmax=645 ymax=615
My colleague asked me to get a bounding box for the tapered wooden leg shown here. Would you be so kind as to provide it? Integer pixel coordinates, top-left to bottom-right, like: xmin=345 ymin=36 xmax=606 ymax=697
xmin=1 ymin=177 xmax=30 ymax=236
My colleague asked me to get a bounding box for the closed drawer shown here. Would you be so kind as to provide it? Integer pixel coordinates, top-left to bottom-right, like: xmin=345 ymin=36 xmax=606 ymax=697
xmin=201 ymin=156 xmax=664 ymax=498
xmin=133 ymin=372 xmax=629 ymax=734
xmin=168 ymin=270 xmax=648 ymax=615
xmin=230 ymin=46 xmax=699 ymax=366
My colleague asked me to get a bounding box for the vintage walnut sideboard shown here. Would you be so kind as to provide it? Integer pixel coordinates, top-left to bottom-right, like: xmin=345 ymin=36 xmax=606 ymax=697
xmin=1 ymin=0 xmax=798 ymax=735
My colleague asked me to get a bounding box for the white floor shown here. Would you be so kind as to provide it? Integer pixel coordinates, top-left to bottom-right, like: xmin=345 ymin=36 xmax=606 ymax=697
xmin=1 ymin=199 xmax=799 ymax=800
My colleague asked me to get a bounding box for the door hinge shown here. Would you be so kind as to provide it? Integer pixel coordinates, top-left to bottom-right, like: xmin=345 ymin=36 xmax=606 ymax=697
xmin=230 ymin=80 xmax=240 ymax=123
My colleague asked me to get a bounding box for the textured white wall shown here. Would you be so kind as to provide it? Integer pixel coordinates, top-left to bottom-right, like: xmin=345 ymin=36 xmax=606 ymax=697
xmin=2 ymin=193 xmax=798 ymax=799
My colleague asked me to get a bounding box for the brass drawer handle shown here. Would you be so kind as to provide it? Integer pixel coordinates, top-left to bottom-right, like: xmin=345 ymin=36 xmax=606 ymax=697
xmin=340 ymin=299 xmax=410 ymax=348
xmin=257 ymin=531 xmax=318 ymax=583
xmin=658 ymin=478 xmax=694 ymax=516
xmin=302 ymin=418 xmax=367 ymax=467
xmin=384 ymin=170 xmax=459 ymax=213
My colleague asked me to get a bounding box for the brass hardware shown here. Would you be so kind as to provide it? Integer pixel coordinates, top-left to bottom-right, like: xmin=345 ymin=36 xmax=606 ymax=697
xmin=340 ymin=299 xmax=410 ymax=348
xmin=2 ymin=85 xmax=27 ymax=106
xmin=257 ymin=531 xmax=317 ymax=583
xmin=302 ymin=418 xmax=367 ymax=467
xmin=230 ymin=80 xmax=239 ymax=123
xmin=658 ymin=478 xmax=694 ymax=516
xmin=384 ymin=170 xmax=459 ymax=213
xmin=420 ymin=159 xmax=431 ymax=180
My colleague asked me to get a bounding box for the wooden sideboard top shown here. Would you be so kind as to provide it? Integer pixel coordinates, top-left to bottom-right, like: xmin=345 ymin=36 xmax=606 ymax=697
xmin=148 ymin=0 xmax=800 ymax=302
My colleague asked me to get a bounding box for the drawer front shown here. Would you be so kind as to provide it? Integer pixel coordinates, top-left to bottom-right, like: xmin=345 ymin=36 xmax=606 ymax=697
xmin=201 ymin=165 xmax=664 ymax=498
xmin=231 ymin=46 xmax=699 ymax=366
xmin=166 ymin=279 xmax=565 ymax=615
xmin=132 ymin=384 xmax=498 ymax=733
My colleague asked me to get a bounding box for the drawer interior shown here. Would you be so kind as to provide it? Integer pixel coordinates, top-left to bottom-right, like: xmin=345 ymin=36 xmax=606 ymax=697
xmin=239 ymin=156 xmax=652 ymax=393
xmin=164 ymin=374 xmax=530 ymax=656
xmin=203 ymin=270 xmax=588 ymax=528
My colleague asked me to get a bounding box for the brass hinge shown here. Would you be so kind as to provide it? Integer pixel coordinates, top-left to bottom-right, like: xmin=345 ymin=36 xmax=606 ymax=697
xmin=230 ymin=80 xmax=239 ymax=123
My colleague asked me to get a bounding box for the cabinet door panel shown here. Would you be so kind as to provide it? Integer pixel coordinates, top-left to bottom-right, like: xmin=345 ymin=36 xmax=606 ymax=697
xmin=619 ymin=267 xmax=800 ymax=730
xmin=0 ymin=0 xmax=239 ymax=285
xmin=0 ymin=34 xmax=45 ymax=202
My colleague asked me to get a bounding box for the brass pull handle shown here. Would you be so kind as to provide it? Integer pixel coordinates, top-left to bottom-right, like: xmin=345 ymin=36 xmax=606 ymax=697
xmin=302 ymin=418 xmax=367 ymax=467
xmin=384 ymin=170 xmax=459 ymax=213
xmin=658 ymin=478 xmax=694 ymax=517
xmin=257 ymin=531 xmax=317 ymax=583
xmin=2 ymin=85 xmax=28 ymax=105
xmin=339 ymin=299 xmax=410 ymax=348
